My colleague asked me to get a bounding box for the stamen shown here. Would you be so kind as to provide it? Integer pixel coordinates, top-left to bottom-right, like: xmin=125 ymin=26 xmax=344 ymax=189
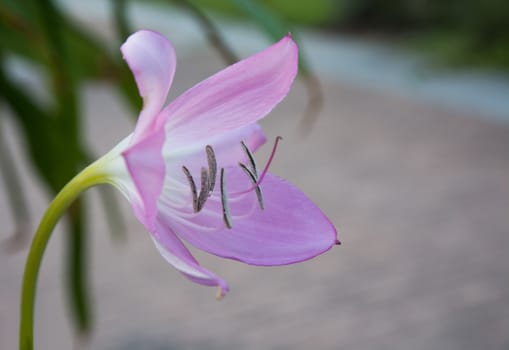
xmin=206 ymin=145 xmax=217 ymax=192
xmin=220 ymin=168 xmax=233 ymax=229
xmin=234 ymin=136 xmax=283 ymax=195
xmin=238 ymin=163 xmax=264 ymax=210
xmin=257 ymin=136 xmax=282 ymax=185
xmin=241 ymin=140 xmax=258 ymax=178
xmin=182 ymin=166 xmax=198 ymax=212
xmin=181 ymin=140 xmax=279 ymax=225
xmin=182 ymin=146 xmax=219 ymax=213
xmin=196 ymin=167 xmax=210 ymax=212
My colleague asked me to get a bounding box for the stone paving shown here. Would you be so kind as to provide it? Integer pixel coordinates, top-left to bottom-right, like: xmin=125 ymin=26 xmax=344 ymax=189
xmin=1 ymin=47 xmax=509 ymax=350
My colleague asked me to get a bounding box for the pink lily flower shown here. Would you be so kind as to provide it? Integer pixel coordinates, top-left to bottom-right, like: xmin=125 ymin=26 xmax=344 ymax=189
xmin=100 ymin=30 xmax=338 ymax=298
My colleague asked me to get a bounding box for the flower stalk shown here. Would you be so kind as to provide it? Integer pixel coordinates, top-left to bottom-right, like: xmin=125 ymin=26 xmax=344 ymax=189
xmin=19 ymin=163 xmax=107 ymax=350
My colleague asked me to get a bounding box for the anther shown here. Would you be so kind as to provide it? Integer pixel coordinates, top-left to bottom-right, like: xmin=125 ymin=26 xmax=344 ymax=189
xmin=182 ymin=166 xmax=198 ymax=212
xmin=183 ymin=146 xmax=219 ymax=213
xmin=241 ymin=141 xmax=258 ymax=178
xmin=220 ymin=168 xmax=233 ymax=229
xmin=206 ymin=145 xmax=217 ymax=192
xmin=196 ymin=167 xmax=210 ymax=212
xmin=234 ymin=136 xmax=283 ymax=195
xmin=238 ymin=163 xmax=264 ymax=210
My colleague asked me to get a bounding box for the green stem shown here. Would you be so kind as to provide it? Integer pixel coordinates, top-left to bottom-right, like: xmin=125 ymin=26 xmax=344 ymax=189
xmin=19 ymin=164 xmax=107 ymax=350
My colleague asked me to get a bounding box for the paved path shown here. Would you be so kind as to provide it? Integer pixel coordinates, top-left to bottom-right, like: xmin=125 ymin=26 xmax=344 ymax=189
xmin=1 ymin=39 xmax=509 ymax=350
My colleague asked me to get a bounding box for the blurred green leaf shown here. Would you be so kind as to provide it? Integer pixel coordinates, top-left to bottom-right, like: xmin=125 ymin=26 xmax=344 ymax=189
xmin=0 ymin=118 xmax=31 ymax=251
xmin=66 ymin=199 xmax=92 ymax=333
xmin=173 ymin=0 xmax=238 ymax=64
xmin=190 ymin=0 xmax=336 ymax=26
xmin=113 ymin=0 xmax=131 ymax=42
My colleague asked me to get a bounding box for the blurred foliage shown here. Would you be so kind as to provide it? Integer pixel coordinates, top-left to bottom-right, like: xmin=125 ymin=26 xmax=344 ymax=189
xmin=190 ymin=0 xmax=509 ymax=70
xmin=191 ymin=0 xmax=337 ymax=26
xmin=332 ymin=0 xmax=509 ymax=69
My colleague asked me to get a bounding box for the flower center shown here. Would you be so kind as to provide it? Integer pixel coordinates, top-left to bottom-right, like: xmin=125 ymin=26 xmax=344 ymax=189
xmin=181 ymin=137 xmax=283 ymax=229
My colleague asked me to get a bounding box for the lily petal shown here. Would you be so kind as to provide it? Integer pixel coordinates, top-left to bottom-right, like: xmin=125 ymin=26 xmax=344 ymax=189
xmin=158 ymin=168 xmax=337 ymax=266
xmin=121 ymin=30 xmax=176 ymax=143
xmin=152 ymin=220 xmax=229 ymax=296
xmin=162 ymin=35 xmax=298 ymax=152
xmin=163 ymin=122 xmax=267 ymax=176
xmin=122 ymin=128 xmax=166 ymax=230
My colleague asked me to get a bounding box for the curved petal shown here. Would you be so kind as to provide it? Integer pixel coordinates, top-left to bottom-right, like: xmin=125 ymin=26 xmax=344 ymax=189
xmin=122 ymin=128 xmax=166 ymax=230
xmin=97 ymin=133 xmax=144 ymax=212
xmin=162 ymin=34 xmax=298 ymax=153
xmin=121 ymin=30 xmax=176 ymax=143
xmin=158 ymin=168 xmax=337 ymax=266
xmin=152 ymin=220 xmax=229 ymax=297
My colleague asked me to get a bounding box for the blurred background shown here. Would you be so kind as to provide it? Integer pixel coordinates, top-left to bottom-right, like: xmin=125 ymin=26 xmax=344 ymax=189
xmin=1 ymin=0 xmax=508 ymax=349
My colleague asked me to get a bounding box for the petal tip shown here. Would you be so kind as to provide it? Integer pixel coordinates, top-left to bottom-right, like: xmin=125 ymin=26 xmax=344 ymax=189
xmin=216 ymin=284 xmax=230 ymax=300
xmin=281 ymin=34 xmax=297 ymax=53
xmin=121 ymin=29 xmax=168 ymax=49
xmin=120 ymin=29 xmax=177 ymax=143
xmin=281 ymin=32 xmax=297 ymax=48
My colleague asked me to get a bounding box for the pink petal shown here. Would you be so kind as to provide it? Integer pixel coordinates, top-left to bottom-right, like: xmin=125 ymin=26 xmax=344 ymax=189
xmin=163 ymin=123 xmax=267 ymax=176
xmin=203 ymin=123 xmax=267 ymax=165
xmin=158 ymin=168 xmax=337 ymax=266
xmin=122 ymin=128 xmax=166 ymax=230
xmin=121 ymin=30 xmax=176 ymax=143
xmin=161 ymin=35 xmax=298 ymax=153
xmin=152 ymin=220 xmax=229 ymax=296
